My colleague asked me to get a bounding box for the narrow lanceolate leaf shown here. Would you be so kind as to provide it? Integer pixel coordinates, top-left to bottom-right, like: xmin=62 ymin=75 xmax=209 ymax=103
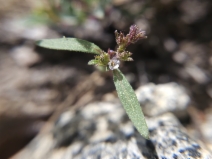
xmin=37 ymin=38 xmax=102 ymax=54
xmin=113 ymin=69 xmax=149 ymax=139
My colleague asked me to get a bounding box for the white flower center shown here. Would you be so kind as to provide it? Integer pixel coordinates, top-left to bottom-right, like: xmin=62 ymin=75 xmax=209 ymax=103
xmin=108 ymin=57 xmax=120 ymax=70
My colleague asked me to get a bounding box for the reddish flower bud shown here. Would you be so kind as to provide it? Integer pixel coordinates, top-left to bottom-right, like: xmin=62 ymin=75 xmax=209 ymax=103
xmin=107 ymin=49 xmax=116 ymax=59
xmin=126 ymin=25 xmax=147 ymax=46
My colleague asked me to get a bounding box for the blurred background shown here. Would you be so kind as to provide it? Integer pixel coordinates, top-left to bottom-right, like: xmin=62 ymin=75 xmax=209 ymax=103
xmin=0 ymin=0 xmax=212 ymax=158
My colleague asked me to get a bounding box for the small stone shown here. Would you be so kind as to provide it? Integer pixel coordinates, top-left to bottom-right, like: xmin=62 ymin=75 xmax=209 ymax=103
xmin=10 ymin=46 xmax=41 ymax=67
xmin=136 ymin=82 xmax=190 ymax=117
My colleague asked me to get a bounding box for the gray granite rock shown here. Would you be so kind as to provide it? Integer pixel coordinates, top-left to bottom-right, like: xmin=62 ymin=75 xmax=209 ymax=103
xmin=197 ymin=108 xmax=212 ymax=151
xmin=13 ymin=100 xmax=212 ymax=159
xmin=147 ymin=113 xmax=212 ymax=159
xmin=136 ymin=82 xmax=190 ymax=117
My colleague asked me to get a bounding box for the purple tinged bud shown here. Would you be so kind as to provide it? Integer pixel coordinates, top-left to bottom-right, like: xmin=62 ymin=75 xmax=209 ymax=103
xmin=107 ymin=49 xmax=116 ymax=59
xmin=127 ymin=25 xmax=146 ymax=46
xmin=115 ymin=25 xmax=147 ymax=50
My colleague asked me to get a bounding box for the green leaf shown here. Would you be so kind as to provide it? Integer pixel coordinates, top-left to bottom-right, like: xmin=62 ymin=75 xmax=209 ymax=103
xmin=37 ymin=37 xmax=102 ymax=54
xmin=88 ymin=59 xmax=98 ymax=65
xmin=96 ymin=66 xmax=109 ymax=72
xmin=113 ymin=69 xmax=149 ymax=139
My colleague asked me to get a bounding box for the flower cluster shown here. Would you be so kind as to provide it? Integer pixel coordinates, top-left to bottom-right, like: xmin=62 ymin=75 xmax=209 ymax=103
xmin=115 ymin=25 xmax=147 ymax=53
xmin=88 ymin=25 xmax=146 ymax=70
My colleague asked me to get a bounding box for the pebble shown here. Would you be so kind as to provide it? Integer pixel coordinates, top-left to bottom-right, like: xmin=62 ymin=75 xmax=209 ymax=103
xmin=136 ymin=82 xmax=190 ymax=117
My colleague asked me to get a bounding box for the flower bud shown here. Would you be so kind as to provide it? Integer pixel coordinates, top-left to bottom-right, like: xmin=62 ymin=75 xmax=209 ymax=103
xmin=107 ymin=49 xmax=116 ymax=59
xmin=127 ymin=25 xmax=147 ymax=45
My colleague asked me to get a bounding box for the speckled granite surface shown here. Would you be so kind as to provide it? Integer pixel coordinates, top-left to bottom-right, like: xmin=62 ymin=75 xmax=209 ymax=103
xmin=13 ymin=83 xmax=212 ymax=159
